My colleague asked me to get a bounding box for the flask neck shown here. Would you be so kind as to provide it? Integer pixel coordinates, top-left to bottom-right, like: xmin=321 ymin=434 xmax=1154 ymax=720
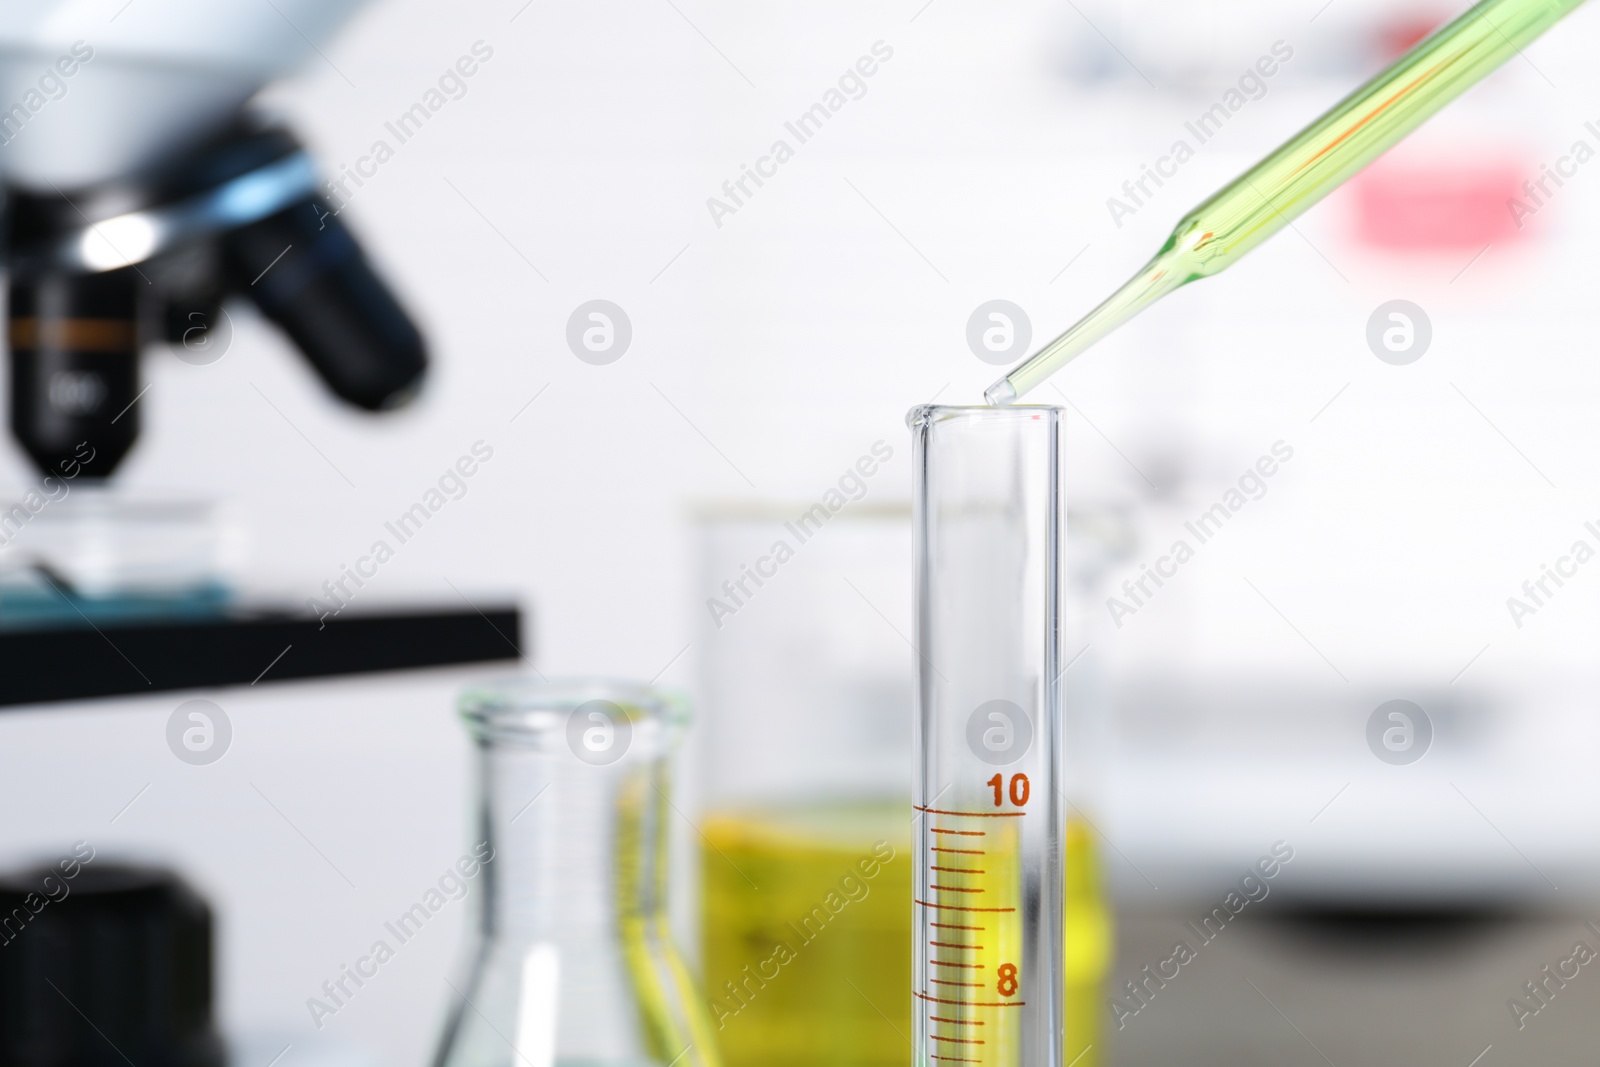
xmin=476 ymin=744 xmax=665 ymax=942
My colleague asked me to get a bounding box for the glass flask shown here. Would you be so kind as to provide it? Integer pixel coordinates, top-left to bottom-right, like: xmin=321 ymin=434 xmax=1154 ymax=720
xmin=908 ymin=405 xmax=1066 ymax=1067
xmin=691 ymin=505 xmax=913 ymax=1067
xmin=435 ymin=680 xmax=721 ymax=1067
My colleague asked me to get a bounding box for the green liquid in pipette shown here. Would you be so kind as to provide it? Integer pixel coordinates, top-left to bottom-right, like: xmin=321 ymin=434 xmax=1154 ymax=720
xmin=987 ymin=0 xmax=1590 ymax=405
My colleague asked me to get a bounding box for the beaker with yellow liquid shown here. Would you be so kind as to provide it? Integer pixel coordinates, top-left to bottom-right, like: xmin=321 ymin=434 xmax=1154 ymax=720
xmin=693 ymin=506 xmax=915 ymax=1067
xmin=692 ymin=503 xmax=1111 ymax=1066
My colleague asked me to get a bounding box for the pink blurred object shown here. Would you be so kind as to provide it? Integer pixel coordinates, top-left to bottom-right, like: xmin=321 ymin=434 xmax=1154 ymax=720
xmin=1377 ymin=11 xmax=1451 ymax=60
xmin=1352 ymin=158 xmax=1528 ymax=250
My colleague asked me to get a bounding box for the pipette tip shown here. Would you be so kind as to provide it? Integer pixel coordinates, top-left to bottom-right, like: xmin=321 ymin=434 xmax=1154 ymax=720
xmin=984 ymin=379 xmax=1017 ymax=406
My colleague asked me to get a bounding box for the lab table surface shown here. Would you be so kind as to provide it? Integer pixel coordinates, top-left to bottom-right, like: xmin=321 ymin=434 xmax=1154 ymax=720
xmin=1108 ymin=907 xmax=1599 ymax=1066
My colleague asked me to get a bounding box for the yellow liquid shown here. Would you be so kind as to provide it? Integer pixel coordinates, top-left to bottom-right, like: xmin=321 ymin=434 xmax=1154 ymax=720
xmin=701 ymin=803 xmax=1111 ymax=1067
xmin=617 ymin=765 xmax=724 ymax=1067
xmin=1064 ymin=820 xmax=1113 ymax=1067
xmin=702 ymin=801 xmax=912 ymax=1067
xmin=919 ymin=817 xmax=1025 ymax=1067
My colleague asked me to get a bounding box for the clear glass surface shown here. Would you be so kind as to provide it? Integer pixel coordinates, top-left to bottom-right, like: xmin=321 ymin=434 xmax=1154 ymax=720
xmin=0 ymin=488 xmax=231 ymax=623
xmin=435 ymin=680 xmax=721 ymax=1067
xmin=908 ymin=406 xmax=1066 ymax=1066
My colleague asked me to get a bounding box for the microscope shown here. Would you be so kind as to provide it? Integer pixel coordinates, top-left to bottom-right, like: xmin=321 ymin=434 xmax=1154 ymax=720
xmin=0 ymin=1 xmax=520 ymax=701
xmin=0 ymin=0 xmax=426 ymax=480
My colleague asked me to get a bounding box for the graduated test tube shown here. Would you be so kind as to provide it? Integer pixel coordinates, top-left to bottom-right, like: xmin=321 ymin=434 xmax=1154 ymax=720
xmin=908 ymin=406 xmax=1066 ymax=1066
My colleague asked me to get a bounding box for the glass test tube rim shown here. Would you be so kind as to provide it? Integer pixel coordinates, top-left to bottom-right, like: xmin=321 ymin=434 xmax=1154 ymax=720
xmin=907 ymin=403 xmax=1062 ymax=429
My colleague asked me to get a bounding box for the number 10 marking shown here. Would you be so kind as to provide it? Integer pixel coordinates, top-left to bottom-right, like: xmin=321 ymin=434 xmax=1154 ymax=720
xmin=986 ymin=773 xmax=1029 ymax=807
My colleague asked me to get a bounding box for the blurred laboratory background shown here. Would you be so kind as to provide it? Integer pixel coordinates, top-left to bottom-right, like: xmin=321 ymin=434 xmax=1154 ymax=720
xmin=3 ymin=0 xmax=1600 ymax=1065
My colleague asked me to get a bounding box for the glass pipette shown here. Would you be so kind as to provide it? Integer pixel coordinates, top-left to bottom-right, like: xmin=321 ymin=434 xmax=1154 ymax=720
xmin=985 ymin=0 xmax=1590 ymax=406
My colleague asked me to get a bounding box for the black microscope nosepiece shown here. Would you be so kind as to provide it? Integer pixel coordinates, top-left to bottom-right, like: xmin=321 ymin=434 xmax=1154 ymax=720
xmin=222 ymin=195 xmax=426 ymax=411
